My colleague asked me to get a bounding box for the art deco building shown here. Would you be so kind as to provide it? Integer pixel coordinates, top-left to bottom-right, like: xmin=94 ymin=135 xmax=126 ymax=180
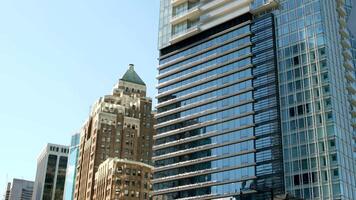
xmin=93 ymin=158 xmax=153 ymax=200
xmin=32 ymin=143 xmax=69 ymax=200
xmin=154 ymin=0 xmax=356 ymax=199
xmin=74 ymin=65 xmax=154 ymax=200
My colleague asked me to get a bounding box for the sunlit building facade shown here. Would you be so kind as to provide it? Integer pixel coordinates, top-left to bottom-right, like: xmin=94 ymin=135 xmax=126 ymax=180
xmin=275 ymin=0 xmax=356 ymax=199
xmin=7 ymin=179 xmax=34 ymax=200
xmin=32 ymin=143 xmax=69 ymax=200
xmin=154 ymin=0 xmax=356 ymax=199
xmin=73 ymin=65 xmax=154 ymax=200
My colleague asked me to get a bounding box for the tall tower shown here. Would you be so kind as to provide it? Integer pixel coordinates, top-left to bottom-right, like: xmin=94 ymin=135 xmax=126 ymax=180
xmin=32 ymin=143 xmax=69 ymax=200
xmin=63 ymin=133 xmax=80 ymax=200
xmin=154 ymin=0 xmax=356 ymax=199
xmin=275 ymin=0 xmax=356 ymax=199
xmin=74 ymin=65 xmax=154 ymax=200
xmin=4 ymin=182 xmax=11 ymax=200
xmin=154 ymin=1 xmax=284 ymax=199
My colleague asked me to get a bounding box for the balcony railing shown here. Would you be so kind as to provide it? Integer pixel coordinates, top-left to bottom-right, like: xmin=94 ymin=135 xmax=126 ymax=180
xmin=170 ymin=24 xmax=201 ymax=43
xmin=171 ymin=6 xmax=201 ymax=25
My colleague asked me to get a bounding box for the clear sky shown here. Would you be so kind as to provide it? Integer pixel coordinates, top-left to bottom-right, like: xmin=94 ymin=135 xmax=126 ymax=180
xmin=0 ymin=0 xmax=160 ymax=194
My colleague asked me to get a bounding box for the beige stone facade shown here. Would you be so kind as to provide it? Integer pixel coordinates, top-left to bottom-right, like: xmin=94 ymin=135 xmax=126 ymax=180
xmin=74 ymin=65 xmax=154 ymax=200
xmin=93 ymin=158 xmax=153 ymax=200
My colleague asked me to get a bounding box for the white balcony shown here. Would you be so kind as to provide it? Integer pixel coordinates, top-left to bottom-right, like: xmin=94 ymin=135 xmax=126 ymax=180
xmin=340 ymin=27 xmax=350 ymax=38
xmin=171 ymin=0 xmax=187 ymax=6
xmin=344 ymin=60 xmax=354 ymax=71
xmin=352 ymin=110 xmax=356 ymax=118
xmin=347 ymin=85 xmax=356 ymax=94
xmin=337 ymin=6 xmax=347 ymax=17
xmin=200 ymin=0 xmax=233 ymax=12
xmin=251 ymin=0 xmax=279 ymax=14
xmin=343 ymin=49 xmax=353 ymax=60
xmin=352 ymin=120 xmax=356 ymax=128
xmin=171 ymin=6 xmax=201 ymax=25
xmin=346 ymin=72 xmax=356 ymax=82
xmin=339 ymin=17 xmax=347 ymax=28
xmin=350 ymin=95 xmax=356 ymax=106
xmin=342 ymin=39 xmax=352 ymax=49
xmin=170 ymin=25 xmax=200 ymax=44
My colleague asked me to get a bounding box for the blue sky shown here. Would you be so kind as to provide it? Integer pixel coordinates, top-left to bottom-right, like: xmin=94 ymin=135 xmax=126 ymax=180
xmin=0 ymin=0 xmax=159 ymax=194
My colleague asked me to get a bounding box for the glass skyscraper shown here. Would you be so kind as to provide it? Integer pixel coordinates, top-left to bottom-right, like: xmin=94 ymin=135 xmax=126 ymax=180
xmin=275 ymin=0 xmax=356 ymax=199
xmin=154 ymin=0 xmax=356 ymax=200
xmin=63 ymin=133 xmax=80 ymax=200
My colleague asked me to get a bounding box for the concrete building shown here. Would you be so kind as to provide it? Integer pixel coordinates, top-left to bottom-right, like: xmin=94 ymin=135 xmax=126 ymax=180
xmin=7 ymin=179 xmax=34 ymax=200
xmin=32 ymin=143 xmax=69 ymax=200
xmin=74 ymin=65 xmax=154 ymax=200
xmin=93 ymin=158 xmax=153 ymax=200
xmin=63 ymin=133 xmax=80 ymax=200
xmin=4 ymin=182 xmax=11 ymax=200
xmin=154 ymin=0 xmax=356 ymax=199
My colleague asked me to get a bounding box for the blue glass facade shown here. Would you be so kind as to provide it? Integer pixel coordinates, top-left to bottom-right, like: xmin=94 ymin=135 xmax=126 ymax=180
xmin=63 ymin=134 xmax=80 ymax=200
xmin=275 ymin=0 xmax=356 ymax=199
xmin=154 ymin=13 xmax=284 ymax=200
xmin=156 ymin=0 xmax=356 ymax=199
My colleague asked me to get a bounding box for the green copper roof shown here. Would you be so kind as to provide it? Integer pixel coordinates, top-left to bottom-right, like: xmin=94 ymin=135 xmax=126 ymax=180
xmin=120 ymin=64 xmax=146 ymax=86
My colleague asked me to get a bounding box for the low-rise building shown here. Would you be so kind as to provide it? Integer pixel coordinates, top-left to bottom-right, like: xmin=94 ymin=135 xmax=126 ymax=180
xmin=93 ymin=158 xmax=153 ymax=200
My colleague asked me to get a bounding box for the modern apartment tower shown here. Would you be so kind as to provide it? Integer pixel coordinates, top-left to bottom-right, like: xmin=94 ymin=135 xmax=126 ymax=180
xmin=32 ymin=143 xmax=69 ymax=200
xmin=63 ymin=133 xmax=80 ymax=200
xmin=7 ymin=179 xmax=34 ymax=200
xmin=275 ymin=0 xmax=356 ymax=199
xmin=74 ymin=65 xmax=154 ymax=200
xmin=154 ymin=0 xmax=356 ymax=200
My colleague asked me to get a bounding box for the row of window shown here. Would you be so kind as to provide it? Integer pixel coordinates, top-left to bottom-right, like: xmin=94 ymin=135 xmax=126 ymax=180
xmin=49 ymin=146 xmax=69 ymax=154
xmin=284 ymin=154 xmax=338 ymax=174
xmin=159 ymin=47 xmax=251 ymax=84
xmin=283 ymin=139 xmax=336 ymax=161
xmin=155 ymin=153 xmax=255 ymax=179
xmin=154 ymin=166 xmax=255 ymax=191
xmin=153 ymin=179 xmax=255 ymax=199
xmin=159 ymin=36 xmax=250 ymax=76
xmin=157 ymin=103 xmax=252 ymax=134
xmin=157 ymin=90 xmax=252 ymax=124
xmin=156 ymin=115 xmax=253 ymax=146
xmin=155 ymin=127 xmax=254 ymax=156
xmin=158 ymin=79 xmax=252 ymax=113
xmin=159 ymin=69 xmax=252 ymax=103
xmin=155 ymin=140 xmax=255 ymax=167
xmin=159 ymin=25 xmax=250 ymax=66
xmin=159 ymin=57 xmax=251 ymax=93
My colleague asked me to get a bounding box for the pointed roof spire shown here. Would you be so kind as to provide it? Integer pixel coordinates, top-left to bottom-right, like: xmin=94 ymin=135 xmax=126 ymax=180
xmin=120 ymin=64 xmax=146 ymax=86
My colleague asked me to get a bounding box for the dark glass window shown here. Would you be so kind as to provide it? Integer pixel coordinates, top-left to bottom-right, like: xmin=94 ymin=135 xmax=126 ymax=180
xmin=43 ymin=154 xmax=57 ymax=199
xmin=54 ymin=156 xmax=67 ymax=199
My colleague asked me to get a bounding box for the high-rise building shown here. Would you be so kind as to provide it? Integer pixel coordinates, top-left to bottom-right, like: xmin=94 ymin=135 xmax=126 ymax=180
xmin=6 ymin=179 xmax=34 ymax=200
xmin=63 ymin=133 xmax=80 ymax=200
xmin=32 ymin=143 xmax=69 ymax=200
xmin=74 ymin=65 xmax=154 ymax=200
xmin=4 ymin=182 xmax=11 ymax=200
xmin=275 ymin=0 xmax=356 ymax=199
xmin=93 ymin=158 xmax=153 ymax=200
xmin=154 ymin=0 xmax=356 ymax=200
